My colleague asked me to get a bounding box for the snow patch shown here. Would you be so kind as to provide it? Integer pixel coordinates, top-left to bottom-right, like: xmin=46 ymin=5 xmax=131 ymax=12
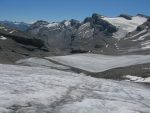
xmin=103 ymin=16 xmax=147 ymax=38
xmin=115 ymin=43 xmax=119 ymax=49
xmin=47 ymin=54 xmax=150 ymax=73
xmin=126 ymin=29 xmax=147 ymax=40
xmin=132 ymin=33 xmax=150 ymax=41
xmin=143 ymin=67 xmax=150 ymax=70
xmin=125 ymin=75 xmax=150 ymax=83
xmin=46 ymin=22 xmax=59 ymax=28
xmin=9 ymin=30 xmax=16 ymax=34
xmin=141 ymin=40 xmax=150 ymax=46
xmin=64 ymin=21 xmax=71 ymax=26
xmin=78 ymin=22 xmax=90 ymax=31
xmin=141 ymin=45 xmax=150 ymax=50
xmin=0 ymin=26 xmax=5 ymax=29
xmin=106 ymin=44 xmax=109 ymax=48
xmin=141 ymin=40 xmax=150 ymax=50
xmin=4 ymin=29 xmax=8 ymax=31
xmin=0 ymin=36 xmax=7 ymax=40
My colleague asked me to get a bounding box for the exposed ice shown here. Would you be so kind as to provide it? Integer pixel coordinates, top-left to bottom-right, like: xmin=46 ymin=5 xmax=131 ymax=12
xmin=0 ymin=64 xmax=150 ymax=113
xmin=47 ymin=53 xmax=150 ymax=72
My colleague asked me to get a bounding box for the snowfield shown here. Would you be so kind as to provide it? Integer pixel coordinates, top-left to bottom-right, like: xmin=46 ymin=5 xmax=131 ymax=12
xmin=46 ymin=53 xmax=150 ymax=73
xmin=0 ymin=64 xmax=150 ymax=113
xmin=103 ymin=16 xmax=147 ymax=38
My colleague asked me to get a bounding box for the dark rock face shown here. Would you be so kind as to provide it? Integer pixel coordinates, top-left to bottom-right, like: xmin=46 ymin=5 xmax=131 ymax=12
xmin=69 ymin=13 xmax=118 ymax=53
xmin=84 ymin=13 xmax=117 ymax=34
xmin=0 ymin=26 xmax=44 ymax=48
xmin=136 ymin=19 xmax=150 ymax=31
xmin=117 ymin=19 xmax=150 ymax=55
xmin=35 ymin=22 xmax=73 ymax=50
xmin=137 ymin=14 xmax=150 ymax=18
xmin=29 ymin=20 xmax=49 ymax=29
xmin=119 ymin=14 xmax=132 ymax=20
xmin=70 ymin=19 xmax=81 ymax=28
xmin=27 ymin=13 xmax=118 ymax=54
xmin=0 ymin=24 xmax=50 ymax=63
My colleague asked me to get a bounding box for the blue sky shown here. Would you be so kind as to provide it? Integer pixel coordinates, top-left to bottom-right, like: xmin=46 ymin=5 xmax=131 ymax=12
xmin=0 ymin=0 xmax=150 ymax=22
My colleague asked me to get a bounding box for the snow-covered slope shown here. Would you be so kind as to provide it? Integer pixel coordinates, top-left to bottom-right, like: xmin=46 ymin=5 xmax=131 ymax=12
xmin=0 ymin=64 xmax=150 ymax=113
xmin=117 ymin=19 xmax=150 ymax=53
xmin=103 ymin=16 xmax=147 ymax=38
xmin=47 ymin=53 xmax=150 ymax=73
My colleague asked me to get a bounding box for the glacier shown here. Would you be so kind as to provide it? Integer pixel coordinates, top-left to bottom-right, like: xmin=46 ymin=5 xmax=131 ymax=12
xmin=47 ymin=53 xmax=150 ymax=73
xmin=0 ymin=64 xmax=150 ymax=113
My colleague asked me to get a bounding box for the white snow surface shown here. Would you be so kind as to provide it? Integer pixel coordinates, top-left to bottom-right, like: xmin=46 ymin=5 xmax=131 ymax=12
xmin=64 ymin=20 xmax=71 ymax=26
xmin=46 ymin=22 xmax=59 ymax=28
xmin=0 ymin=26 xmax=5 ymax=29
xmin=0 ymin=64 xmax=150 ymax=113
xmin=103 ymin=16 xmax=147 ymax=38
xmin=0 ymin=36 xmax=7 ymax=40
xmin=125 ymin=75 xmax=150 ymax=83
xmin=47 ymin=53 xmax=150 ymax=73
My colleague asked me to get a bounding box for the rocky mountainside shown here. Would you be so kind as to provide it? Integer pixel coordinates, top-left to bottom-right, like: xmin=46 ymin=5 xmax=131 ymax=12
xmin=118 ymin=18 xmax=150 ymax=54
xmin=0 ymin=13 xmax=150 ymax=63
xmin=27 ymin=13 xmax=149 ymax=54
xmin=1 ymin=13 xmax=150 ymax=113
xmin=0 ymin=23 xmax=49 ymax=63
xmin=27 ymin=14 xmax=118 ymax=53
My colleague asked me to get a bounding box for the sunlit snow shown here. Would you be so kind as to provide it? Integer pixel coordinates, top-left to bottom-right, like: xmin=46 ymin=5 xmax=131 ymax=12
xmin=0 ymin=64 xmax=150 ymax=113
xmin=103 ymin=16 xmax=147 ymax=38
xmin=0 ymin=36 xmax=7 ymax=40
xmin=47 ymin=53 xmax=150 ymax=73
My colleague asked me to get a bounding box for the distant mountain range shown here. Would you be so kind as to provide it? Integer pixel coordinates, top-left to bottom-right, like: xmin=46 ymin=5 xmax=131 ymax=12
xmin=0 ymin=13 xmax=150 ymax=63
xmin=0 ymin=20 xmax=30 ymax=31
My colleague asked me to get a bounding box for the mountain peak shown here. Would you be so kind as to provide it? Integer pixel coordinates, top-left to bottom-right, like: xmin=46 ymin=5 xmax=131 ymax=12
xmin=119 ymin=14 xmax=132 ymax=20
xmin=92 ymin=13 xmax=104 ymax=20
xmin=136 ymin=14 xmax=150 ymax=18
